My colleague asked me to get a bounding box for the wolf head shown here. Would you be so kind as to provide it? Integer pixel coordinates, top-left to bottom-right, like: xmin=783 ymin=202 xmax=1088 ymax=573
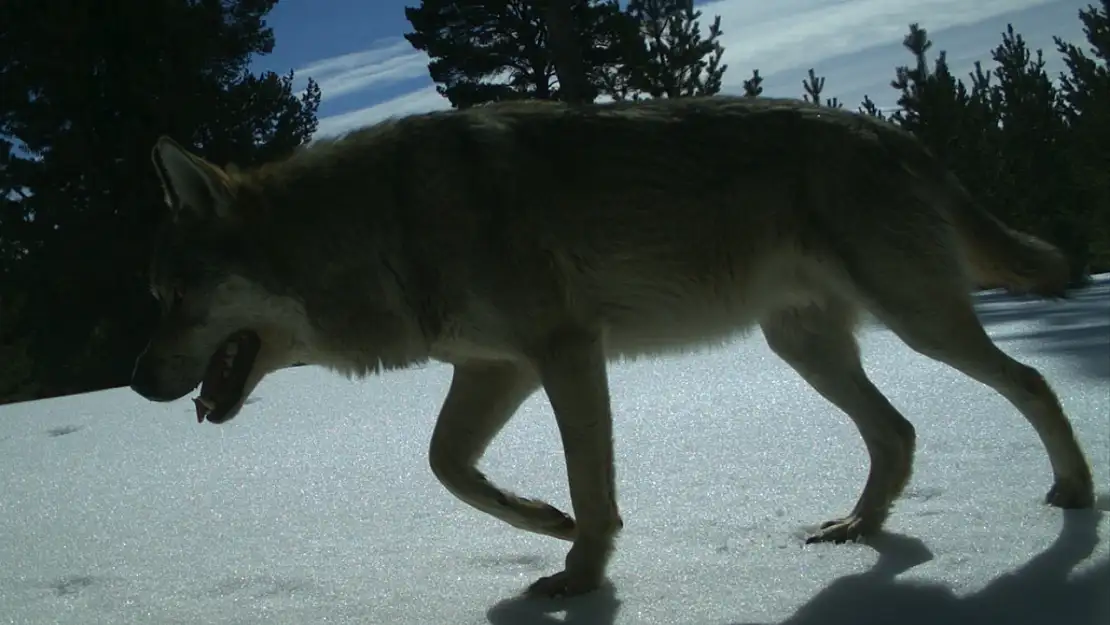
xmin=130 ymin=137 xmax=313 ymax=424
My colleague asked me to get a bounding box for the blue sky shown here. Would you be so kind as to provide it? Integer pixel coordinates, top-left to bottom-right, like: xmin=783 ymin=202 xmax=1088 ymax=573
xmin=249 ymin=0 xmax=1092 ymax=138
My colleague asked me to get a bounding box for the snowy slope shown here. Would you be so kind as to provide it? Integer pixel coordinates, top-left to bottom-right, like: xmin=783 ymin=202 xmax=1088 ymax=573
xmin=2 ymin=277 xmax=1108 ymax=625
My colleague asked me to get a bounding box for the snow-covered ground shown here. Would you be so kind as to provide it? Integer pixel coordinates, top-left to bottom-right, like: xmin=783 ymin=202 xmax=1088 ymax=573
xmin=2 ymin=277 xmax=1108 ymax=625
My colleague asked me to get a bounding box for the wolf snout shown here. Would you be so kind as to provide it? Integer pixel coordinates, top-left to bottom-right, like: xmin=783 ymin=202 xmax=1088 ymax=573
xmin=130 ymin=355 xmax=191 ymax=402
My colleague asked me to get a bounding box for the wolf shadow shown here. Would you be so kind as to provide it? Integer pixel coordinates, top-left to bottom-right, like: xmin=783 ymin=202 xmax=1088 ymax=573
xmin=729 ymin=504 xmax=1108 ymax=625
xmin=486 ymin=500 xmax=1108 ymax=625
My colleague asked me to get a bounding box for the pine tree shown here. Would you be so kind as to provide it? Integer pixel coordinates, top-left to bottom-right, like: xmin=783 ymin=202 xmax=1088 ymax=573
xmin=0 ymin=0 xmax=320 ymax=402
xmin=403 ymin=0 xmax=635 ymax=107
xmin=881 ymin=20 xmax=1096 ymax=281
xmin=988 ymin=25 xmax=1086 ymax=275
xmin=742 ymin=69 xmax=763 ymax=97
xmin=802 ymin=68 xmax=841 ymax=107
xmin=622 ymin=0 xmax=727 ymax=99
xmin=885 ymin=24 xmax=997 ymax=203
xmin=888 ymin=24 xmax=975 ymax=147
xmin=859 ymin=95 xmax=885 ymax=118
xmin=1055 ymin=1 xmax=1110 ymax=119
xmin=544 ymin=0 xmax=593 ymax=103
xmin=1055 ymin=1 xmax=1110 ymax=271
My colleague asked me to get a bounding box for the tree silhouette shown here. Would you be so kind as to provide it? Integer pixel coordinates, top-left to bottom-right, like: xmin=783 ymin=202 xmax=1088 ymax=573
xmin=742 ymin=69 xmax=764 ymax=97
xmin=0 ymin=0 xmax=320 ymax=401
xmin=403 ymin=0 xmax=634 ymax=107
xmin=802 ymin=68 xmax=842 ymax=107
xmin=623 ymin=0 xmax=727 ymax=98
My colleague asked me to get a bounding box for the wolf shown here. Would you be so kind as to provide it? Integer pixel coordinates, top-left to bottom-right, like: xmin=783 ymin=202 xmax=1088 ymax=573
xmin=129 ymin=95 xmax=1096 ymax=598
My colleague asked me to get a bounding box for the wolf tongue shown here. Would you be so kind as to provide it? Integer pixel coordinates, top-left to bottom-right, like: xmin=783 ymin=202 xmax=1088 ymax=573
xmin=192 ymin=330 xmax=260 ymax=424
xmin=195 ymin=341 xmax=232 ymax=424
xmin=193 ymin=396 xmax=214 ymax=423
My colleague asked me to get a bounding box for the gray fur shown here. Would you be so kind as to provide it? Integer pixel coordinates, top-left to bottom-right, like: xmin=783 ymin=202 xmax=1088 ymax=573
xmin=130 ymin=95 xmax=1095 ymax=598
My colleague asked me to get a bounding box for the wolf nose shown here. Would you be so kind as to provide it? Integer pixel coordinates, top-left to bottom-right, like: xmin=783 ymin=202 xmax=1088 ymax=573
xmin=130 ymin=360 xmax=177 ymax=402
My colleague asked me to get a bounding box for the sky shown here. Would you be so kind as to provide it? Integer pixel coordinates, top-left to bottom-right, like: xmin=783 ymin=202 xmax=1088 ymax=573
xmin=1 ymin=274 xmax=1107 ymax=623
xmin=248 ymin=0 xmax=1095 ymax=138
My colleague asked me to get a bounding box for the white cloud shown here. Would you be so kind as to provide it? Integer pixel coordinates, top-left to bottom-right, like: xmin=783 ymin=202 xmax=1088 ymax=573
xmin=707 ymin=0 xmax=1058 ymax=83
xmin=311 ymin=0 xmax=1079 ymax=137
xmin=313 ymin=87 xmax=451 ymax=138
xmin=295 ymin=37 xmax=429 ymax=101
xmin=704 ymin=0 xmax=1076 ymax=107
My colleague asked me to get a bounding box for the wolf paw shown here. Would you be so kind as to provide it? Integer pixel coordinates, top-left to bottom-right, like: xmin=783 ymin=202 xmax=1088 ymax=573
xmin=805 ymin=515 xmax=875 ymax=544
xmin=1045 ymin=479 xmax=1095 ymax=509
xmin=525 ymin=569 xmax=601 ymax=599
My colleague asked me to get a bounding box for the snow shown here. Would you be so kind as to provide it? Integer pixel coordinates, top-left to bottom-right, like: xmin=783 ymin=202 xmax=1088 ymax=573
xmin=2 ymin=277 xmax=1108 ymax=625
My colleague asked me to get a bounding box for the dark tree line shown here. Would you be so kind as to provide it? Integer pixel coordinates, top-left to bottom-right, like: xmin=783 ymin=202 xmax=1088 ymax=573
xmin=0 ymin=0 xmax=321 ymax=403
xmin=1 ymin=0 xmax=1107 ymax=404
xmin=858 ymin=7 xmax=1110 ymax=283
xmin=403 ymin=0 xmax=727 ymax=106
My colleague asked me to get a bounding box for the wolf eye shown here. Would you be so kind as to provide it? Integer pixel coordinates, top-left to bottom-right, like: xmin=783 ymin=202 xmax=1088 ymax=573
xmin=156 ymin=280 xmax=186 ymax=309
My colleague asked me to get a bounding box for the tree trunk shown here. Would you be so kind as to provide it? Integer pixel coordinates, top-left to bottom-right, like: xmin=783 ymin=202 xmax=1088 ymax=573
xmin=540 ymin=0 xmax=592 ymax=104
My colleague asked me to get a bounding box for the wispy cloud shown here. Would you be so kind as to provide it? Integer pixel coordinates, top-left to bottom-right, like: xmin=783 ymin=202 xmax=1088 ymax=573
xmin=706 ymin=0 xmax=1075 ymax=105
xmin=314 ymin=86 xmax=450 ymax=138
xmin=310 ymin=0 xmax=1079 ymax=138
xmin=296 ymin=37 xmax=429 ymax=102
xmin=709 ymin=0 xmax=1057 ymax=82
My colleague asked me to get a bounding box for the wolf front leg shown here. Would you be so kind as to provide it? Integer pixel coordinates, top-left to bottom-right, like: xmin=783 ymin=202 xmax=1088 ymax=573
xmin=429 ymin=360 xmax=579 ymax=541
xmin=526 ymin=327 xmax=623 ymax=598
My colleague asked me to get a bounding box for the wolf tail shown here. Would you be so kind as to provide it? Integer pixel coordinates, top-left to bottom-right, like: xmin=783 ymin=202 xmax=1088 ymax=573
xmin=942 ymin=174 xmax=1071 ymax=298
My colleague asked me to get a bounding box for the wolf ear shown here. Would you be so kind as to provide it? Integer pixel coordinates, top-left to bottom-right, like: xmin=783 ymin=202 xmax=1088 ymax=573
xmin=151 ymin=136 xmax=235 ymax=221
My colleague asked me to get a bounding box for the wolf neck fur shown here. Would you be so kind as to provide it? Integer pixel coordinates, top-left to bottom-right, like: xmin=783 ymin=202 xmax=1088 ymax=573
xmin=232 ymin=140 xmax=435 ymax=379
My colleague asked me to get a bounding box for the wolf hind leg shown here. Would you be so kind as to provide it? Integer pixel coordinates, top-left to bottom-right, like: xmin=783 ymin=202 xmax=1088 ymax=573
xmin=428 ymin=360 xmax=577 ymax=541
xmin=863 ymin=278 xmax=1095 ymax=510
xmin=760 ymin=297 xmax=917 ymax=544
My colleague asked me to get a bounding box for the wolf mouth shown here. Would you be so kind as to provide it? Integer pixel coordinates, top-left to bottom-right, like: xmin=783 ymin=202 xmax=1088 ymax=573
xmin=193 ymin=329 xmax=261 ymax=424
